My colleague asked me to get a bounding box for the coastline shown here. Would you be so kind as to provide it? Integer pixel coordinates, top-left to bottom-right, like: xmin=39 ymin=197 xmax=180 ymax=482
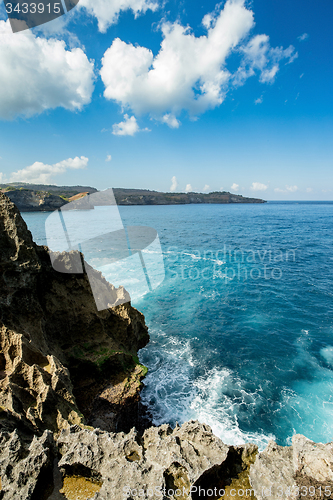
xmin=0 ymin=184 xmax=266 ymax=212
xmin=0 ymin=191 xmax=332 ymax=499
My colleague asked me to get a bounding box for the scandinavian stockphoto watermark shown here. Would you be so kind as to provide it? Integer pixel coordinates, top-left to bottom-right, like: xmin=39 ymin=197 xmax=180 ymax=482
xmin=45 ymin=188 xmax=165 ymax=311
xmin=166 ymin=245 xmax=297 ymax=283
xmin=123 ymin=484 xmax=333 ymax=498
xmin=3 ymin=0 xmax=79 ymax=33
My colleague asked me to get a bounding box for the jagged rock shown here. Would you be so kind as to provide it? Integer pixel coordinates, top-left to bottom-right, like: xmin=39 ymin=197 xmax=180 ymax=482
xmin=57 ymin=420 xmax=232 ymax=500
xmin=0 ymin=191 xmax=149 ymax=437
xmin=0 ymin=429 xmax=54 ymax=499
xmin=249 ymin=440 xmax=296 ymax=499
xmin=249 ymin=434 xmax=333 ymax=500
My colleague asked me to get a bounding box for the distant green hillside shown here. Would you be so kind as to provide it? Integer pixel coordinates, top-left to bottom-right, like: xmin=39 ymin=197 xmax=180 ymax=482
xmin=112 ymin=188 xmax=266 ymax=205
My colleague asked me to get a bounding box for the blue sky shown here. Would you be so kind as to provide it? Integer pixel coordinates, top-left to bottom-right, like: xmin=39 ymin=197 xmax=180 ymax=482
xmin=0 ymin=0 xmax=332 ymax=200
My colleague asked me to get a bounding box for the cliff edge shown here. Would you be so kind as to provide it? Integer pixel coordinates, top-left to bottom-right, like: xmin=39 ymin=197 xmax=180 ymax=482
xmin=0 ymin=191 xmax=149 ymax=438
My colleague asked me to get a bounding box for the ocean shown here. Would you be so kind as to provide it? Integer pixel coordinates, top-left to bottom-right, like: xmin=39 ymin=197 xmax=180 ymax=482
xmin=22 ymin=201 xmax=333 ymax=450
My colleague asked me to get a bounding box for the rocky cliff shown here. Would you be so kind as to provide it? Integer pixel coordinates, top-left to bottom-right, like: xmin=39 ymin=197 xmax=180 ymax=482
xmin=3 ymin=189 xmax=69 ymax=212
xmin=0 ymin=192 xmax=332 ymax=500
xmin=0 ymin=191 xmax=149 ymax=439
xmin=1 ymin=420 xmax=332 ymax=500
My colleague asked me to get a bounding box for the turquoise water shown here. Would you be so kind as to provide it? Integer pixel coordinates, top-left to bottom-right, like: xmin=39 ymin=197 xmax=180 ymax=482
xmin=22 ymin=202 xmax=333 ymax=449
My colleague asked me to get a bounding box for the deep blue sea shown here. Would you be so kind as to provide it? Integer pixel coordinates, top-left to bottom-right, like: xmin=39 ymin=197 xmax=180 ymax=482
xmin=22 ymin=202 xmax=333 ymax=450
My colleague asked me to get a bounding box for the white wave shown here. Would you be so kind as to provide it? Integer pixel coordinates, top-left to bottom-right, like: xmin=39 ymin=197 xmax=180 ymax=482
xmin=140 ymin=335 xmax=273 ymax=451
xmin=189 ymin=367 xmax=274 ymax=450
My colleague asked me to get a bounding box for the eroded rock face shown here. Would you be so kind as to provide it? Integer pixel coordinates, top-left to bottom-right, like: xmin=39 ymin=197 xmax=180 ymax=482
xmin=0 ymin=429 xmax=54 ymax=500
xmin=57 ymin=420 xmax=232 ymax=500
xmin=0 ymin=192 xmax=149 ymax=437
xmin=249 ymin=435 xmax=333 ymax=500
xmin=1 ymin=421 xmax=333 ymax=500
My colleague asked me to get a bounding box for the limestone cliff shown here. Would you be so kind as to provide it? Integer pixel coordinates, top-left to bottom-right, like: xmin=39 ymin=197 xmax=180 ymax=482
xmin=0 ymin=191 xmax=149 ymax=438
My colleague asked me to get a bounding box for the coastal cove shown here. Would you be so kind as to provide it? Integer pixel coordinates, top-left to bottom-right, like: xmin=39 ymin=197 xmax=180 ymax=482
xmin=21 ymin=201 xmax=333 ymax=449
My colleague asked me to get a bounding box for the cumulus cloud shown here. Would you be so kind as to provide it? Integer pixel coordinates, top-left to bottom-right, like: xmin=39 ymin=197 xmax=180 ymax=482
xmin=231 ymin=183 xmax=239 ymax=192
xmin=0 ymin=21 xmax=94 ymax=120
xmin=112 ymin=114 xmax=140 ymax=136
xmin=185 ymin=184 xmax=192 ymax=193
xmin=170 ymin=176 xmax=178 ymax=192
xmin=0 ymin=172 xmax=3 ymax=183
xmin=255 ymin=96 xmax=263 ymax=105
xmin=79 ymin=0 xmax=158 ymax=33
xmin=250 ymin=182 xmax=268 ymax=191
xmin=203 ymin=184 xmax=210 ymax=192
xmin=105 ymin=154 xmax=112 ymax=162
xmin=10 ymin=156 xmax=88 ymax=184
xmin=100 ymin=0 xmax=297 ymax=126
xmin=298 ymin=33 xmax=309 ymax=42
xmin=306 ymin=187 xmax=313 ymax=193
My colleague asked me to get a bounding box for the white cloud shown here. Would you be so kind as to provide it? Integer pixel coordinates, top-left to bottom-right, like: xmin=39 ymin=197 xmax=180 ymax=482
xmin=101 ymin=0 xmax=254 ymax=125
xmin=254 ymin=96 xmax=263 ymax=105
xmin=231 ymin=183 xmax=239 ymax=192
xmin=105 ymin=154 xmax=112 ymax=162
xmin=203 ymin=184 xmax=210 ymax=192
xmin=170 ymin=176 xmax=178 ymax=192
xmin=306 ymin=187 xmax=313 ymax=193
xmin=112 ymin=114 xmax=140 ymax=136
xmin=10 ymin=156 xmax=88 ymax=184
xmin=0 ymin=21 xmax=95 ymax=120
xmin=185 ymin=184 xmax=192 ymax=193
xmin=274 ymin=185 xmax=298 ymax=193
xmin=100 ymin=0 xmax=297 ymax=127
xmin=0 ymin=172 xmax=3 ymax=183
xmin=250 ymin=182 xmax=268 ymax=191
xmin=79 ymin=0 xmax=158 ymax=33
xmin=286 ymin=185 xmax=298 ymax=192
xmin=298 ymin=33 xmax=309 ymax=42
xmin=234 ymin=34 xmax=297 ymax=86
xmin=162 ymin=114 xmax=180 ymax=129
